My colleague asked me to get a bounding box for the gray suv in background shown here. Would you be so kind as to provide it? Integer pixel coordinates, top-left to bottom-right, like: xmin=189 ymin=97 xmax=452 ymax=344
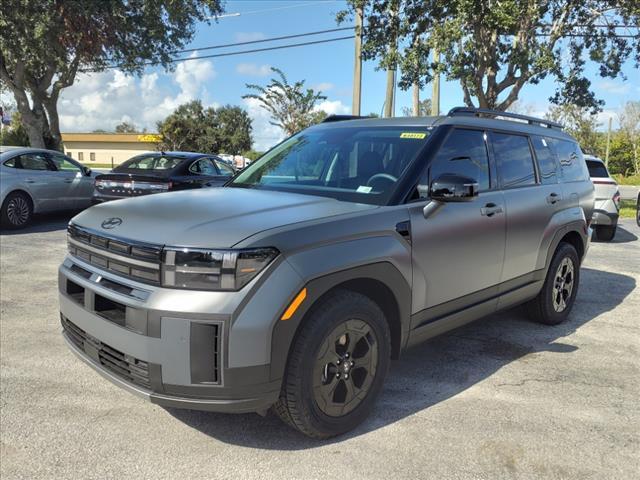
xmin=59 ymin=108 xmax=594 ymax=438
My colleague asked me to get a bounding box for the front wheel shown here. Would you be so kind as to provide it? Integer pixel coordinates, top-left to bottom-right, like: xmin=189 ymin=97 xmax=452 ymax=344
xmin=274 ymin=290 xmax=391 ymax=438
xmin=526 ymin=242 xmax=580 ymax=325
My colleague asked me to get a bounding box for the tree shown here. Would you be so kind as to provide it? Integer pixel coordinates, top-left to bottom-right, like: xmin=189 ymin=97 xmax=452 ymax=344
xmin=338 ymin=1 xmax=639 ymax=112
xmin=401 ymin=98 xmax=432 ymax=117
xmin=243 ymin=68 xmax=328 ymax=136
xmin=0 ymin=0 xmax=223 ymax=151
xmin=0 ymin=109 xmax=29 ymax=147
xmin=115 ymin=121 xmax=140 ymax=134
xmin=157 ymin=101 xmax=253 ymax=154
xmin=618 ymin=101 xmax=640 ymax=175
xmin=545 ymin=104 xmax=602 ymax=155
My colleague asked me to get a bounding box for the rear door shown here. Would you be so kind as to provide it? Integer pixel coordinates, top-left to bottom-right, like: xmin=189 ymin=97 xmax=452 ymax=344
xmin=48 ymin=152 xmax=94 ymax=209
xmin=490 ymin=132 xmax=562 ymax=286
xmin=410 ymin=128 xmax=506 ymax=317
xmin=14 ymin=152 xmax=63 ymax=211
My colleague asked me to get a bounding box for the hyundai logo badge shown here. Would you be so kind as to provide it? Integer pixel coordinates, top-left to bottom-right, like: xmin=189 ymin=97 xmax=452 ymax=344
xmin=101 ymin=217 xmax=122 ymax=229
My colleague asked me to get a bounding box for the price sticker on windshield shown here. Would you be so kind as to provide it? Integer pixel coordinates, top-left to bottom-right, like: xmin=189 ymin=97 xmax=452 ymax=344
xmin=400 ymin=132 xmax=427 ymax=139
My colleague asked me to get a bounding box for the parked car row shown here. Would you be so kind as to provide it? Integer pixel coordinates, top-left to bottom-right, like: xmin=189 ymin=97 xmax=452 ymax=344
xmin=0 ymin=148 xmax=235 ymax=228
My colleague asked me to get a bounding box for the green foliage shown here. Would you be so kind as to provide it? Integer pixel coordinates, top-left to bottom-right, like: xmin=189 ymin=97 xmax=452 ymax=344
xmin=0 ymin=0 xmax=224 ymax=150
xmin=243 ymin=67 xmax=328 ymax=136
xmin=339 ymin=1 xmax=640 ymax=112
xmin=157 ymin=101 xmax=253 ymax=154
xmin=0 ymin=106 xmax=29 ymax=146
xmin=115 ymin=122 xmax=140 ymax=134
xmin=401 ymin=98 xmax=432 ymax=117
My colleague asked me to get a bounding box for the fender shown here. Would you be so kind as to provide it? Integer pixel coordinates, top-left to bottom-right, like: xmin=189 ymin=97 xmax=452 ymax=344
xmin=269 ymin=261 xmax=411 ymax=382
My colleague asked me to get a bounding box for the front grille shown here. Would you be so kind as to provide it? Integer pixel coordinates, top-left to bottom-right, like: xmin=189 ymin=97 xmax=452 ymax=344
xmin=62 ymin=316 xmax=151 ymax=390
xmin=67 ymin=224 xmax=161 ymax=285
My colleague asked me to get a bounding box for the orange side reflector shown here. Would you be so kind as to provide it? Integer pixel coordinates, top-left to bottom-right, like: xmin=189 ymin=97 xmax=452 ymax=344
xmin=280 ymin=288 xmax=307 ymax=321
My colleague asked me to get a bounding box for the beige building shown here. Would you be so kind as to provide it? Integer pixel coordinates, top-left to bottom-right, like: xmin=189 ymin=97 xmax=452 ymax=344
xmin=61 ymin=133 xmax=161 ymax=166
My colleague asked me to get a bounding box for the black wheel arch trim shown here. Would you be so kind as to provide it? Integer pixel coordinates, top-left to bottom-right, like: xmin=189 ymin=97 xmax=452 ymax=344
xmin=269 ymin=262 xmax=411 ymax=382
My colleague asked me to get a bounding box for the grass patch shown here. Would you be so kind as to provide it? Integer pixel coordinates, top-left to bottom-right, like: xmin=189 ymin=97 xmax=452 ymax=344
xmin=611 ymin=174 xmax=640 ymax=185
xmin=619 ymin=199 xmax=637 ymax=219
xmin=81 ymin=163 xmax=114 ymax=169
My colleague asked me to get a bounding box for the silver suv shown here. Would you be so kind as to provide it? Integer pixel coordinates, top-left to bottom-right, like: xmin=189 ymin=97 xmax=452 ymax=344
xmin=59 ymin=108 xmax=594 ymax=438
xmin=585 ymin=155 xmax=620 ymax=241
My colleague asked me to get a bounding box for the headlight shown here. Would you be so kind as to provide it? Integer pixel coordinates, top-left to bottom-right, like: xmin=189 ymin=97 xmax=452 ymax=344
xmin=161 ymin=247 xmax=279 ymax=291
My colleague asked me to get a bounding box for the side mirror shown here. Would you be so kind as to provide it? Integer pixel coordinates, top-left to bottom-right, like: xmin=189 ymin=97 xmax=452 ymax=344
xmin=84 ymin=167 xmax=92 ymax=176
xmin=429 ymin=173 xmax=479 ymax=202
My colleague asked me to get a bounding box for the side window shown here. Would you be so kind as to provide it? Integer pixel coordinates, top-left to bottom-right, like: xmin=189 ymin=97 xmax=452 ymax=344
xmin=49 ymin=153 xmax=82 ymax=173
xmin=16 ymin=153 xmax=53 ymax=171
xmin=190 ymin=158 xmax=216 ymax=175
xmin=428 ymin=128 xmax=490 ymax=191
xmin=214 ymin=159 xmax=234 ymax=177
xmin=3 ymin=157 xmax=19 ymax=168
xmin=491 ymin=133 xmax=536 ymax=188
xmin=531 ymin=136 xmax=558 ymax=184
xmin=549 ymin=138 xmax=589 ymax=182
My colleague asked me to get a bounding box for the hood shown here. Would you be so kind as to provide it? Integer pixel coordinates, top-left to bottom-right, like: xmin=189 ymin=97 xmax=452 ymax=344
xmin=71 ymin=187 xmax=377 ymax=248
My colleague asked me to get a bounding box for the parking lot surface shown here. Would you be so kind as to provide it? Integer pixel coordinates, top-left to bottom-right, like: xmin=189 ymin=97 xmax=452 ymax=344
xmin=1 ymin=214 xmax=638 ymax=480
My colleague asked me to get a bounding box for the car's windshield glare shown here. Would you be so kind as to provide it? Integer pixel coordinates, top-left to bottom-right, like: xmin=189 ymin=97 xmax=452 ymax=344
xmin=119 ymin=155 xmax=184 ymax=170
xmin=231 ymin=126 xmax=430 ymax=204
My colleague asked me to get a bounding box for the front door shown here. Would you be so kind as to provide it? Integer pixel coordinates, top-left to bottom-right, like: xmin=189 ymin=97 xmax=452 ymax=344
xmin=48 ymin=152 xmax=94 ymax=209
xmin=410 ymin=128 xmax=506 ymax=320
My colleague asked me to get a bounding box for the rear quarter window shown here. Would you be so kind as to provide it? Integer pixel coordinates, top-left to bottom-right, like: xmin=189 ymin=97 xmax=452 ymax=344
xmin=548 ymin=138 xmax=589 ymax=182
xmin=586 ymin=160 xmax=609 ymax=178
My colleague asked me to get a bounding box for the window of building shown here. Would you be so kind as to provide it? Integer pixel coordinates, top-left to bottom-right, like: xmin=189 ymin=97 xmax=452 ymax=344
xmin=531 ymin=136 xmax=558 ymax=184
xmin=491 ymin=133 xmax=536 ymax=188
xmin=427 ymin=128 xmax=490 ymax=191
xmin=90 ymin=152 xmax=96 ymax=162
xmin=78 ymin=152 xmax=84 ymax=162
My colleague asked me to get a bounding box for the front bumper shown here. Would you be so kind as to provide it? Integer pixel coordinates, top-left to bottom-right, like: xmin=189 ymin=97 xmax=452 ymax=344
xmin=59 ymin=256 xmax=286 ymax=414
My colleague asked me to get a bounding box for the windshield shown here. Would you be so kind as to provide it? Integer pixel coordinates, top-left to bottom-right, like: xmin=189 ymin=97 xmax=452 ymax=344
xmin=230 ymin=126 xmax=430 ymax=204
xmin=117 ymin=155 xmax=184 ymax=171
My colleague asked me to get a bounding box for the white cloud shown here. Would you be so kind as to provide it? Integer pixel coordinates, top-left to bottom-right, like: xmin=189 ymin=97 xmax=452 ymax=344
xmin=598 ymin=80 xmax=631 ymax=95
xmin=235 ymin=32 xmax=265 ymax=42
xmin=58 ymin=53 xmax=216 ymax=132
xmin=313 ymin=82 xmax=334 ymax=92
xmin=315 ymin=100 xmax=350 ymax=115
xmin=236 ymin=63 xmax=272 ymax=77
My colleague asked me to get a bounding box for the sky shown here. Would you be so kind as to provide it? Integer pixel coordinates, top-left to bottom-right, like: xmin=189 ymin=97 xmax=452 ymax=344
xmin=55 ymin=0 xmax=640 ymax=152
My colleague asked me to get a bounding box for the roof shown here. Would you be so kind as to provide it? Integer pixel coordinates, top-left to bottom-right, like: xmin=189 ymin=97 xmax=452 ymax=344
xmin=127 ymin=151 xmax=212 ymax=159
xmin=61 ymin=133 xmax=161 ymax=143
xmin=0 ymin=146 xmax=60 ymax=159
xmin=315 ymin=113 xmax=575 ymax=141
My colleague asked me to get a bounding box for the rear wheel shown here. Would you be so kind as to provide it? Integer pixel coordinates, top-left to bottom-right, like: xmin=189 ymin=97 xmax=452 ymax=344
xmin=595 ymin=224 xmax=616 ymax=242
xmin=1 ymin=192 xmax=33 ymax=229
xmin=274 ymin=290 xmax=390 ymax=438
xmin=526 ymin=242 xmax=580 ymax=325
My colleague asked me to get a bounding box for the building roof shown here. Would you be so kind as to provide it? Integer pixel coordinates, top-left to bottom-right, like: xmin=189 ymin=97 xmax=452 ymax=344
xmin=61 ymin=133 xmax=161 ymax=143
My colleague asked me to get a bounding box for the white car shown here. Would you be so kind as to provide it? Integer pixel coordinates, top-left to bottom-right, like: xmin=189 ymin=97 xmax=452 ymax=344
xmin=585 ymin=155 xmax=620 ymax=241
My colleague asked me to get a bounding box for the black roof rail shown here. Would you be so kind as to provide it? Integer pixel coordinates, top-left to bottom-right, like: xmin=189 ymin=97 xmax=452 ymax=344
xmin=321 ymin=114 xmax=368 ymax=123
xmin=447 ymin=107 xmax=563 ymax=130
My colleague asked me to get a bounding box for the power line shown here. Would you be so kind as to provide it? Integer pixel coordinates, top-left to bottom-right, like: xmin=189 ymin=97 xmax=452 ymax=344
xmin=84 ymin=36 xmax=355 ymax=72
xmin=169 ymin=27 xmax=354 ymax=55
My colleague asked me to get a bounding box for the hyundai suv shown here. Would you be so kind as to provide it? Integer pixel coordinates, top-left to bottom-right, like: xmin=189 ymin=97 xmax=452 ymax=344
xmin=585 ymin=155 xmax=620 ymax=241
xmin=59 ymin=108 xmax=594 ymax=438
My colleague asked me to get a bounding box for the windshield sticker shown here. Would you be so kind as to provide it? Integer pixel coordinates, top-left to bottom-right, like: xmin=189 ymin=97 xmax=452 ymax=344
xmin=356 ymin=185 xmax=373 ymax=193
xmin=400 ymin=132 xmax=427 ymax=139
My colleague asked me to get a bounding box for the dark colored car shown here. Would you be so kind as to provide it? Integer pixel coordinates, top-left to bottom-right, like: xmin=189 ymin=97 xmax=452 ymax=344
xmin=92 ymin=152 xmax=235 ymax=203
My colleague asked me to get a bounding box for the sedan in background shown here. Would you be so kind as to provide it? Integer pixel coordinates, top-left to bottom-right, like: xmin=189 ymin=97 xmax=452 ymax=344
xmin=92 ymin=152 xmax=235 ymax=203
xmin=585 ymin=155 xmax=620 ymax=241
xmin=1 ymin=147 xmax=95 ymax=229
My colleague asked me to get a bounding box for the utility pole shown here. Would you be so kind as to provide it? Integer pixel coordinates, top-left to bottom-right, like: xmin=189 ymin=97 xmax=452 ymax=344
xmin=351 ymin=5 xmax=363 ymax=116
xmin=431 ymin=48 xmax=440 ymax=116
xmin=605 ymin=116 xmax=612 ymax=168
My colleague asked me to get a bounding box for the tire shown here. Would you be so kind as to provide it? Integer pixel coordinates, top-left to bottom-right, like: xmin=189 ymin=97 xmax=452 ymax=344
xmin=274 ymin=290 xmax=391 ymax=439
xmin=526 ymin=242 xmax=580 ymax=325
xmin=1 ymin=192 xmax=33 ymax=229
xmin=595 ymin=224 xmax=616 ymax=242
xmin=636 ymin=193 xmax=639 ymax=227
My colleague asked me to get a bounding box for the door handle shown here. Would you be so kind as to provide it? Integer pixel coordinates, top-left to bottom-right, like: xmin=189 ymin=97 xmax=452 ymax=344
xmin=546 ymin=192 xmax=561 ymax=204
xmin=480 ymin=202 xmax=504 ymax=217
xmin=24 ymin=178 xmax=35 ymax=183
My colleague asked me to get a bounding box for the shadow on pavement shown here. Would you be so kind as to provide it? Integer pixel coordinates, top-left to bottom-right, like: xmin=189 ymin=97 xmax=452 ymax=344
xmin=0 ymin=211 xmax=79 ymax=236
xmin=167 ymin=267 xmax=635 ymax=448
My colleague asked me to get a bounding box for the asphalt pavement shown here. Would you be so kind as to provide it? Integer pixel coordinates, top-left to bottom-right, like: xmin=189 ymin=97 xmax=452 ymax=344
xmin=1 ymin=215 xmax=638 ymax=479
